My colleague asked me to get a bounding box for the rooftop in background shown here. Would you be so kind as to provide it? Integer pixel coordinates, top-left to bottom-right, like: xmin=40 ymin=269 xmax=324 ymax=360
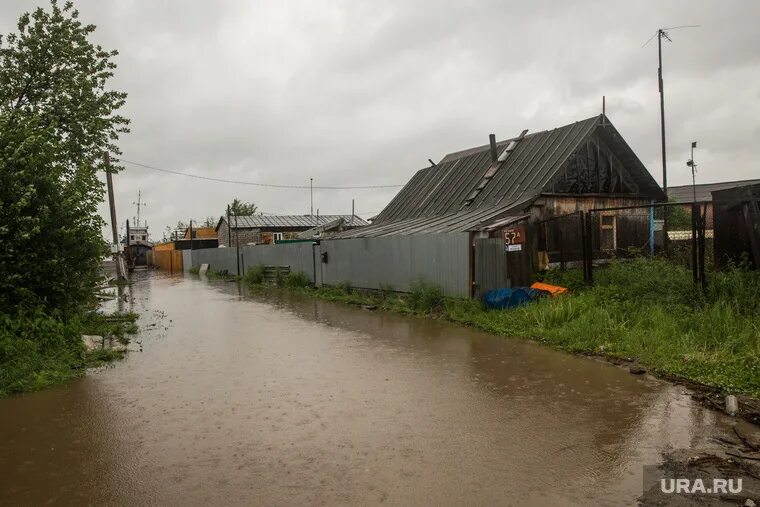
xmin=216 ymin=214 xmax=368 ymax=230
xmin=668 ymin=179 xmax=760 ymax=203
xmin=183 ymin=226 xmax=217 ymax=239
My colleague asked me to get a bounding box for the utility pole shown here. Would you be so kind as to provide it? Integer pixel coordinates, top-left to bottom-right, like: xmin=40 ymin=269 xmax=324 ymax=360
xmin=657 ymin=28 xmax=670 ymax=249
xmin=125 ymin=219 xmax=131 ymax=268
xmin=351 ymin=198 xmax=355 ymax=225
xmin=104 ymin=152 xmax=124 ymax=279
xmin=235 ymin=213 xmax=240 ymax=278
xmin=310 ymin=177 xmax=314 ymax=217
xmin=644 ymin=25 xmax=698 ymax=252
xmin=226 ymin=204 xmax=232 ymax=247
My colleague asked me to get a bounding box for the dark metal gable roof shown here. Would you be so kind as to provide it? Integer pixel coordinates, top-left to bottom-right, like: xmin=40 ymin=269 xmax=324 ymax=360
xmin=374 ymin=116 xmax=601 ymax=224
xmin=374 ymin=115 xmax=664 ymax=226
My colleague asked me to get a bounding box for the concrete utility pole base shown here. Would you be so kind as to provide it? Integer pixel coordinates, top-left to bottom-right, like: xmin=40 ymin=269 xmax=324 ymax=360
xmin=104 ymin=151 xmax=126 ymax=280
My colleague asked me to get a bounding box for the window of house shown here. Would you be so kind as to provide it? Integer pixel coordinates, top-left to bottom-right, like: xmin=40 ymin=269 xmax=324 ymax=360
xmin=130 ymin=235 xmax=135 ymax=241
xmin=272 ymin=232 xmax=284 ymax=243
xmin=141 ymin=235 xmax=147 ymax=241
xmin=600 ymin=214 xmax=617 ymax=251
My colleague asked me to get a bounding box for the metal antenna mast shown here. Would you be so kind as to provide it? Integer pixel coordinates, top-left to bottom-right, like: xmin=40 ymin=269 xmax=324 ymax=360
xmin=132 ymin=190 xmax=147 ymax=228
xmin=643 ymin=24 xmax=699 ymax=248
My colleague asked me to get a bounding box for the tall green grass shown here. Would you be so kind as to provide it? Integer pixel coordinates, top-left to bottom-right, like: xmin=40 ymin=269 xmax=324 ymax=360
xmin=243 ymin=264 xmax=265 ymax=285
xmin=493 ymin=259 xmax=760 ymax=395
xmin=0 ymin=310 xmax=139 ymax=396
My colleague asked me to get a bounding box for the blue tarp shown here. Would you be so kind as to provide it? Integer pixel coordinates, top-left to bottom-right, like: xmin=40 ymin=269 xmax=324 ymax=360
xmin=483 ymin=287 xmax=543 ymax=309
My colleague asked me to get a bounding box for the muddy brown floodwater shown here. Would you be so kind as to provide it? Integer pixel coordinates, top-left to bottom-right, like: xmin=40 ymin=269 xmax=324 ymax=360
xmin=1 ymin=272 xmax=758 ymax=506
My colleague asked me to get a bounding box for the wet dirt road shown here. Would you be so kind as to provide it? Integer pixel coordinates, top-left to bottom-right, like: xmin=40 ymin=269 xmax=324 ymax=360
xmin=1 ymin=273 xmax=756 ymax=505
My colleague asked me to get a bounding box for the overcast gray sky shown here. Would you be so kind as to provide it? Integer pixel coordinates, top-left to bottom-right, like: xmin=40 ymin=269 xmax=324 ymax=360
xmin=2 ymin=0 xmax=759 ymax=239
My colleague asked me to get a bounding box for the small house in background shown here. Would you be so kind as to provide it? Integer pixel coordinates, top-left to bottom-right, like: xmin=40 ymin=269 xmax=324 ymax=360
xmin=215 ymin=215 xmax=368 ymax=246
xmin=667 ymin=178 xmax=760 ymax=229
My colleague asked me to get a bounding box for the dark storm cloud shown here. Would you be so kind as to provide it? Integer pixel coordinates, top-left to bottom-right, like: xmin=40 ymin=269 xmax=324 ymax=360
xmin=1 ymin=0 xmax=758 ymax=238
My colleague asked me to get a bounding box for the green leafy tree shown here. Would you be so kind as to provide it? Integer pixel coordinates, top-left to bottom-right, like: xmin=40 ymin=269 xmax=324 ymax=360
xmin=227 ymin=198 xmax=257 ymax=216
xmin=0 ymin=1 xmax=129 ymax=315
xmin=668 ymin=202 xmax=692 ymax=230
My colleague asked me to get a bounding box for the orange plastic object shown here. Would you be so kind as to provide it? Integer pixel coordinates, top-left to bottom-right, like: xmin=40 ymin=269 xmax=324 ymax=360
xmin=530 ymin=282 xmax=568 ymax=296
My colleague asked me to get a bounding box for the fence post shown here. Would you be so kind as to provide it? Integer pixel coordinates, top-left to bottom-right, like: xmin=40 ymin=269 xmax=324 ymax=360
xmin=691 ymin=202 xmax=699 ymax=285
xmin=649 ymin=200 xmax=655 ymax=257
xmin=699 ymin=203 xmax=707 ymax=290
xmin=311 ymin=242 xmax=317 ymax=286
xmin=580 ymin=211 xmax=593 ymax=285
xmin=586 ymin=212 xmax=594 ymax=285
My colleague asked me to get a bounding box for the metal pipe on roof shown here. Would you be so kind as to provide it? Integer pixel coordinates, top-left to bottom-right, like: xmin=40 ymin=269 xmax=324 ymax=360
xmin=489 ymin=134 xmax=498 ymax=163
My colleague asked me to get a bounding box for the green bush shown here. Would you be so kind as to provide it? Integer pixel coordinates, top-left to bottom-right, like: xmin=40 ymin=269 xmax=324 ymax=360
xmin=188 ymin=265 xmax=200 ymax=274
xmin=243 ymin=264 xmax=265 ymax=285
xmin=285 ymin=271 xmax=311 ymax=288
xmin=0 ymin=311 xmax=84 ymax=396
xmin=408 ymin=280 xmax=444 ymax=313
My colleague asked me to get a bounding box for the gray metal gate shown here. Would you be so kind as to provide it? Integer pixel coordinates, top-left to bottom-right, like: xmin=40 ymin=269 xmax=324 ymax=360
xmin=474 ymin=238 xmax=509 ymax=298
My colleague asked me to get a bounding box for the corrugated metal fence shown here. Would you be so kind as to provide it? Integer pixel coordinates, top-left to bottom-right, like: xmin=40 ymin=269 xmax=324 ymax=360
xmin=318 ymin=234 xmax=470 ymax=296
xmin=182 ymin=233 xmax=470 ymax=297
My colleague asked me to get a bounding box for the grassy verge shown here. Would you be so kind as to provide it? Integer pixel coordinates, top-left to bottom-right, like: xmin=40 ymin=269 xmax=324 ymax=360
xmin=0 ymin=310 xmax=139 ymax=396
xmin=242 ymin=259 xmax=760 ymax=397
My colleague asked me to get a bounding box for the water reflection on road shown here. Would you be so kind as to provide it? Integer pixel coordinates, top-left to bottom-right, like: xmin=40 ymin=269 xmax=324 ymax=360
xmin=0 ymin=272 xmax=748 ymax=505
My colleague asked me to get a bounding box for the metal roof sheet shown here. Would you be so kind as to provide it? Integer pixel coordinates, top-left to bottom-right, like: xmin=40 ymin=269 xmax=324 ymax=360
xmin=372 ymin=115 xmax=663 ymax=229
xmin=331 ymin=202 xmax=532 ymax=238
xmin=220 ymin=214 xmax=368 ymax=229
xmin=668 ymin=179 xmax=760 ymax=203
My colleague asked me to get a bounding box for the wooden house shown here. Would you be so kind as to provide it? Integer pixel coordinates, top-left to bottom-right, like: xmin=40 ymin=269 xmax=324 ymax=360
xmin=335 ymin=114 xmax=665 ymax=290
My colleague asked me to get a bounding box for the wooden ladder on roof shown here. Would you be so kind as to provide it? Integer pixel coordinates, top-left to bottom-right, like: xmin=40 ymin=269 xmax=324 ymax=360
xmin=462 ymin=129 xmax=529 ymax=208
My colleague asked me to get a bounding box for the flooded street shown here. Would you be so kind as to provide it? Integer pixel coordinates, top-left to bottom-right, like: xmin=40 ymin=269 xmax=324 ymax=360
xmin=1 ymin=273 xmax=756 ymax=505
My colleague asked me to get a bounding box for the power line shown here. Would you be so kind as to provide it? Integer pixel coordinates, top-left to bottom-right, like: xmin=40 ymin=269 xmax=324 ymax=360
xmin=115 ymin=158 xmax=404 ymax=190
